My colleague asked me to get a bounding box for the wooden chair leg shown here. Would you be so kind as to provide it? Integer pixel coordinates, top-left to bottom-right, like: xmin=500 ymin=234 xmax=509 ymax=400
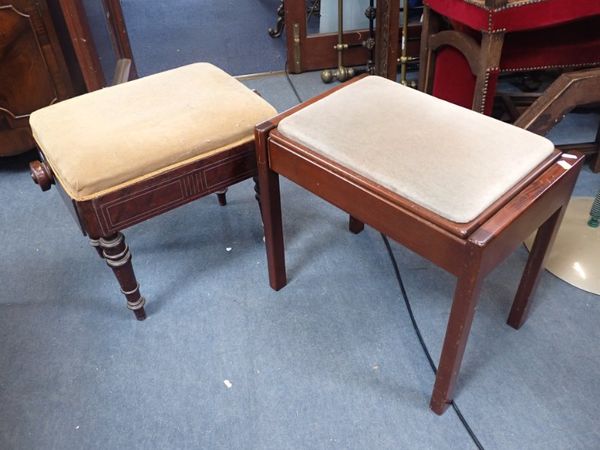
xmin=472 ymin=32 xmax=505 ymax=113
xmin=258 ymin=166 xmax=287 ymax=290
xmin=253 ymin=175 xmax=262 ymax=217
xmin=417 ymin=5 xmax=440 ymax=94
xmin=507 ymin=207 xmax=565 ymax=329
xmin=216 ymin=188 xmax=228 ymax=206
xmin=348 ymin=215 xmax=365 ymax=234
xmin=89 ymin=237 xmax=104 ymax=259
xmin=430 ymin=249 xmax=484 ymax=414
xmin=99 ymin=232 xmax=147 ymax=320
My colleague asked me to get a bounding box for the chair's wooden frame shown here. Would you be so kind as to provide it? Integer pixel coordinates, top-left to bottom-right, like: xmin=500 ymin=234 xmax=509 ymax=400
xmin=418 ymin=3 xmax=505 ymax=114
xmin=513 ymin=67 xmax=600 ymax=172
xmin=418 ymin=1 xmax=600 ymax=119
xmin=419 ymin=6 xmax=600 ymax=169
xmin=58 ymin=0 xmax=137 ymax=91
xmin=30 ymin=60 xmax=261 ymax=320
xmin=255 ymin=75 xmax=584 ymax=414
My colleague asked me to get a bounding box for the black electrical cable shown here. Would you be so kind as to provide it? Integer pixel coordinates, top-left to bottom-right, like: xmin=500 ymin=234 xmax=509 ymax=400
xmin=284 ymin=60 xmax=304 ymax=104
xmin=282 ymin=62 xmax=484 ymax=449
xmin=381 ymin=234 xmax=485 ymax=450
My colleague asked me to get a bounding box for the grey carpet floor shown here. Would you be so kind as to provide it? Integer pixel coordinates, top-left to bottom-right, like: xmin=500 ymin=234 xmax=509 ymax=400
xmin=1 ymin=72 xmax=599 ymax=449
xmin=120 ymin=0 xmax=287 ymax=76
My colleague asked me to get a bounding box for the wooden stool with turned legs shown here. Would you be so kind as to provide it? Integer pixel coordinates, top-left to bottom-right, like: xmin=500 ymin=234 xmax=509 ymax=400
xmin=29 ymin=62 xmax=276 ymax=320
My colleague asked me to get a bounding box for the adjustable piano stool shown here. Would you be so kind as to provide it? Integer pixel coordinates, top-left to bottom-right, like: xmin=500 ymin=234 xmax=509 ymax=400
xmin=29 ymin=63 xmax=276 ymax=320
xmin=255 ymin=75 xmax=583 ymax=414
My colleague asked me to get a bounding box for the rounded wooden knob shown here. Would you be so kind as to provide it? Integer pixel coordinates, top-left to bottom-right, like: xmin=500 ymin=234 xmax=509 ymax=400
xmin=29 ymin=160 xmax=54 ymax=191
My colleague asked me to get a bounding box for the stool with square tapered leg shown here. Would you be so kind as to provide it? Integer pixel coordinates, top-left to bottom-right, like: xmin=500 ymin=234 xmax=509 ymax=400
xmin=256 ymin=75 xmax=583 ymax=414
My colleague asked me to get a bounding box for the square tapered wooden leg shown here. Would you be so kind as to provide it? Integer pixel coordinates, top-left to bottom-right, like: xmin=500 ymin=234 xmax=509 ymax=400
xmin=257 ymin=164 xmax=287 ymax=291
xmin=430 ymin=246 xmax=484 ymax=414
xmin=507 ymin=207 xmax=565 ymax=329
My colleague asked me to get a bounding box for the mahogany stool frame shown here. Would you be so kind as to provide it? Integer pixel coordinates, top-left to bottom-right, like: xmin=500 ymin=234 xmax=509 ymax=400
xmin=31 ymin=142 xmax=259 ymax=321
xmin=29 ymin=60 xmax=262 ymax=320
xmin=255 ymin=77 xmax=584 ymax=414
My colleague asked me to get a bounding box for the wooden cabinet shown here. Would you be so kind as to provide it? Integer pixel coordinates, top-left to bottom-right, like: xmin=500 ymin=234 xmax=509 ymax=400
xmin=0 ymin=0 xmax=76 ymax=156
xmin=0 ymin=0 xmax=135 ymax=156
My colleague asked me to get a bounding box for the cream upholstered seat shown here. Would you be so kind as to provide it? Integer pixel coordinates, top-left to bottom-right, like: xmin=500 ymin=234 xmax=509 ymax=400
xmin=278 ymin=76 xmax=554 ymax=223
xmin=30 ymin=63 xmax=276 ymax=201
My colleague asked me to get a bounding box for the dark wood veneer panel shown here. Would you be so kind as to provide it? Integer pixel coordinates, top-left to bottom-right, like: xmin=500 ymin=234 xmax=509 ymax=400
xmin=0 ymin=0 xmax=74 ymax=155
xmin=74 ymin=144 xmax=259 ymax=235
xmin=203 ymin=151 xmax=256 ymax=190
xmin=103 ymin=179 xmax=185 ymax=229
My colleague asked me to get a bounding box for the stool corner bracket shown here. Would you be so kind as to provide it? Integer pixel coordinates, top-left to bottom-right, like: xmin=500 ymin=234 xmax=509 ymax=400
xmin=29 ymin=160 xmax=55 ymax=192
xmin=255 ymin=119 xmax=277 ymax=137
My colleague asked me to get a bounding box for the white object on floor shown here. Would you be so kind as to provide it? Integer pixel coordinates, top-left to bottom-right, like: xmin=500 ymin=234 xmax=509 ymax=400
xmin=526 ymin=197 xmax=600 ymax=295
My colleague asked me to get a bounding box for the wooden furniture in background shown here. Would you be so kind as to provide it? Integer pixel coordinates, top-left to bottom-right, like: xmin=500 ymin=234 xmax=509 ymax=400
xmin=418 ymin=0 xmax=600 ymax=114
xmin=29 ymin=63 xmax=276 ymax=320
xmin=0 ymin=0 xmax=135 ymax=156
xmin=374 ymin=0 xmax=400 ymax=80
xmin=284 ymin=0 xmax=419 ymax=79
xmin=0 ymin=0 xmax=76 ymax=156
xmin=256 ymin=75 xmax=583 ymax=414
xmin=514 ymin=68 xmax=600 ymax=173
xmin=58 ymin=0 xmax=137 ymax=91
xmin=101 ymin=0 xmax=137 ymax=79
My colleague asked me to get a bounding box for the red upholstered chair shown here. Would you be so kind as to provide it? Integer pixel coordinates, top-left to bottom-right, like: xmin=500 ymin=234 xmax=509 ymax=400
xmin=418 ymin=0 xmax=600 ymax=115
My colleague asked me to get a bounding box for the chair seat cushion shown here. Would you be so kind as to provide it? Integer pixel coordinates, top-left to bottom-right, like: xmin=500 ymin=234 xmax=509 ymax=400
xmin=30 ymin=63 xmax=277 ymax=200
xmin=277 ymin=76 xmax=554 ymax=223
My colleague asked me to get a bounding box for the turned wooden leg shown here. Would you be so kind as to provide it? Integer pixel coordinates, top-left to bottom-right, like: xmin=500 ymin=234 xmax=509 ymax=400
xmin=430 ymin=248 xmax=484 ymax=414
xmin=348 ymin=215 xmax=364 ymax=234
xmin=99 ymin=232 xmax=147 ymax=320
xmin=253 ymin=175 xmax=263 ymax=218
xmin=507 ymin=207 xmax=565 ymax=329
xmin=252 ymin=174 xmax=266 ymax=236
xmin=472 ymin=32 xmax=505 ymax=114
xmin=216 ymin=188 xmax=228 ymax=206
xmin=89 ymin=237 xmax=105 ymax=259
xmin=257 ymin=165 xmax=287 ymax=290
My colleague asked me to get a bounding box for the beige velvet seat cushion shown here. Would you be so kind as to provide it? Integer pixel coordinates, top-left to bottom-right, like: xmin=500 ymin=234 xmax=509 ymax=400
xmin=278 ymin=76 xmax=554 ymax=223
xmin=30 ymin=63 xmax=277 ymax=200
